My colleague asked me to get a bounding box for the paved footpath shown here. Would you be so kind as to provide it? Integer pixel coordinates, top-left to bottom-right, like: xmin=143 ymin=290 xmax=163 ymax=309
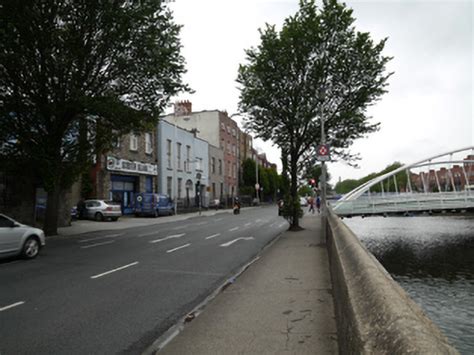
xmin=154 ymin=214 xmax=338 ymax=354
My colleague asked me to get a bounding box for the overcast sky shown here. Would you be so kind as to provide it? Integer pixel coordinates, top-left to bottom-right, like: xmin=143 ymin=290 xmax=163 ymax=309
xmin=167 ymin=0 xmax=473 ymax=184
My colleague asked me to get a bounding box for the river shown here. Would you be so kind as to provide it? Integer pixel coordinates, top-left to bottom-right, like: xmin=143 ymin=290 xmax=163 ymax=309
xmin=342 ymin=215 xmax=474 ymax=354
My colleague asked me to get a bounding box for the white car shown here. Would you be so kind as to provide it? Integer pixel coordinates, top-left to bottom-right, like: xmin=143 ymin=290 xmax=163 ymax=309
xmin=0 ymin=214 xmax=46 ymax=259
xmin=300 ymin=197 xmax=308 ymax=207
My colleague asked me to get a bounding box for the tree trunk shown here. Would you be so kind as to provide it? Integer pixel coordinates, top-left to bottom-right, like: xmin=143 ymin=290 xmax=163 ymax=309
xmin=44 ymin=182 xmax=61 ymax=236
xmin=290 ymin=153 xmax=300 ymax=230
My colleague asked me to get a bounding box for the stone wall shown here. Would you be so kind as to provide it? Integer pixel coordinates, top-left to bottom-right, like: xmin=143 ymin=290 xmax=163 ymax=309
xmin=326 ymin=209 xmax=459 ymax=354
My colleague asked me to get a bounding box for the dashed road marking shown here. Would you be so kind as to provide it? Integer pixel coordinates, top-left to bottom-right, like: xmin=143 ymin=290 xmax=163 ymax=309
xmin=205 ymin=233 xmax=221 ymax=240
xmin=244 ymin=222 xmax=252 ymax=227
xmin=173 ymin=226 xmax=187 ymax=230
xmin=229 ymin=227 xmax=239 ymax=232
xmin=90 ymin=262 xmax=139 ymax=279
xmin=166 ymin=243 xmax=191 ymax=253
xmin=81 ymin=240 xmax=115 ymax=249
xmin=138 ymin=231 xmax=160 ymax=237
xmin=78 ymin=233 xmax=123 ymax=243
xmin=150 ymin=234 xmax=185 ymax=244
xmin=195 ymin=221 xmax=208 ymax=226
xmin=0 ymin=301 xmax=25 ymax=312
xmin=220 ymin=237 xmax=254 ymax=247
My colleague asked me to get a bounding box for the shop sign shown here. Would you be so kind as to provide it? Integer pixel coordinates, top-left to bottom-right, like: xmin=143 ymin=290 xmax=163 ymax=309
xmin=107 ymin=156 xmax=157 ymax=175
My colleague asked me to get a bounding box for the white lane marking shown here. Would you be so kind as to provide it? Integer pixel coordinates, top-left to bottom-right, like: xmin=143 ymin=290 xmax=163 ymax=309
xmin=244 ymin=223 xmax=251 ymax=227
xmin=255 ymin=219 xmax=262 ymax=223
xmin=229 ymin=227 xmax=239 ymax=232
xmin=150 ymin=234 xmax=185 ymax=244
xmin=279 ymin=223 xmax=287 ymax=228
xmin=90 ymin=262 xmax=139 ymax=279
xmin=205 ymin=233 xmax=221 ymax=240
xmin=173 ymin=226 xmax=187 ymax=230
xmin=220 ymin=237 xmax=254 ymax=247
xmin=215 ymin=218 xmax=223 ymax=222
xmin=195 ymin=221 xmax=208 ymax=226
xmin=166 ymin=243 xmax=191 ymax=253
xmin=138 ymin=231 xmax=159 ymax=237
xmin=79 ymin=233 xmax=123 ymax=243
xmin=0 ymin=301 xmax=25 ymax=312
xmin=81 ymin=240 xmax=115 ymax=249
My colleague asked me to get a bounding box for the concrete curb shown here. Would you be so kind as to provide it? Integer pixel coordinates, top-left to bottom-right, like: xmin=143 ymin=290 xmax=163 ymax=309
xmin=326 ymin=211 xmax=459 ymax=354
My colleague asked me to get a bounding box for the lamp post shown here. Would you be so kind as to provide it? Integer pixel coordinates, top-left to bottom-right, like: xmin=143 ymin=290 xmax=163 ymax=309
xmin=320 ymin=87 xmax=327 ymax=241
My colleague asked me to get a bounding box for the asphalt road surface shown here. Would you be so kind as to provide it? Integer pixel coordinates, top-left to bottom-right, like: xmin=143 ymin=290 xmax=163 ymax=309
xmin=0 ymin=206 xmax=288 ymax=355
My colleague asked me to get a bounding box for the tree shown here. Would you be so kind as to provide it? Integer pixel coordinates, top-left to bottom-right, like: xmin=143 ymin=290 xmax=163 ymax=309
xmin=0 ymin=1 xmax=189 ymax=235
xmin=237 ymin=0 xmax=392 ymax=230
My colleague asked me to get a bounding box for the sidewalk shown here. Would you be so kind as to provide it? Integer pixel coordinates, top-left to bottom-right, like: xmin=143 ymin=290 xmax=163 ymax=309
xmin=56 ymin=209 xmax=233 ymax=237
xmin=154 ymin=214 xmax=338 ymax=354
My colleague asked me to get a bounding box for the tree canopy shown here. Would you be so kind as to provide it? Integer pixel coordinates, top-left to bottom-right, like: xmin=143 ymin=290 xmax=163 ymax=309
xmin=0 ymin=0 xmax=189 ymax=234
xmin=237 ymin=0 xmax=393 ymax=228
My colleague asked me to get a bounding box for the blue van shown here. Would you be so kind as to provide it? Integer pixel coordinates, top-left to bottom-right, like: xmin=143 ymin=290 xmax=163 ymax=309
xmin=134 ymin=193 xmax=174 ymax=217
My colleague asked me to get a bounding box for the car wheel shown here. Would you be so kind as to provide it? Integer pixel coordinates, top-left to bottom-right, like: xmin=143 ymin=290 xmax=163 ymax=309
xmin=111 ymin=217 xmax=118 ymax=221
xmin=95 ymin=212 xmax=104 ymax=221
xmin=22 ymin=237 xmax=40 ymax=259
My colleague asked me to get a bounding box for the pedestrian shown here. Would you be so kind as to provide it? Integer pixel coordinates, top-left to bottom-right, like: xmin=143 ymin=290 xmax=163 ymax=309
xmin=308 ymin=196 xmax=315 ymax=214
xmin=316 ymin=195 xmax=321 ymax=214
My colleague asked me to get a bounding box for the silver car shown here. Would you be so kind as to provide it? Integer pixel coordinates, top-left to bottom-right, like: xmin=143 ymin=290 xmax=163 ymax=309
xmin=84 ymin=200 xmax=122 ymax=221
xmin=0 ymin=214 xmax=46 ymax=259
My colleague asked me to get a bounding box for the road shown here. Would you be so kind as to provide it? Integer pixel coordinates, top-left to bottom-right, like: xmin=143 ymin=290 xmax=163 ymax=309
xmin=0 ymin=206 xmax=288 ymax=355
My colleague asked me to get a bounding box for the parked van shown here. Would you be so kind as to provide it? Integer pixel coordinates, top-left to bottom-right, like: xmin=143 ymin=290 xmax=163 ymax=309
xmin=134 ymin=193 xmax=174 ymax=217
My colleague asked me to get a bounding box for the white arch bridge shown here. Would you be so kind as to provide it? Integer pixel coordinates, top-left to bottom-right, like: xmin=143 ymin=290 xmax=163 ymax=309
xmin=331 ymin=146 xmax=474 ymax=217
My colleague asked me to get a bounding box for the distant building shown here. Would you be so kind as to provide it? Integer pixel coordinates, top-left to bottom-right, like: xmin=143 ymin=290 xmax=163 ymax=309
xmin=91 ymin=131 xmax=158 ymax=214
xmin=161 ymin=101 xmax=240 ymax=199
xmin=156 ymin=120 xmax=209 ymax=208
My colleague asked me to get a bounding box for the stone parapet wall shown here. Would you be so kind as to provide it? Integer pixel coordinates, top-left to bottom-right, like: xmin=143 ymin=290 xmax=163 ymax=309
xmin=326 ymin=209 xmax=458 ymax=354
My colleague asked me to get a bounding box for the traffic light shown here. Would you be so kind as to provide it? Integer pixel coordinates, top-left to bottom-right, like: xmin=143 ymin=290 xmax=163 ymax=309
xmin=310 ymin=179 xmax=316 ymax=187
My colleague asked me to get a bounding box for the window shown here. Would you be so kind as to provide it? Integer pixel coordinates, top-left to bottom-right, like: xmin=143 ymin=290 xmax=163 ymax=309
xmin=177 ymin=143 xmax=182 ymax=170
xmin=227 ymin=142 xmax=231 ymax=154
xmin=233 ymin=164 xmax=237 ymax=179
xmin=112 ymin=136 xmax=121 ymax=149
xmin=220 ymin=183 xmax=224 ymax=198
xmin=228 ymin=161 xmax=231 ymax=177
xmin=218 ymin=159 xmax=222 ymax=175
xmin=145 ymin=133 xmax=153 ymax=154
xmin=185 ymin=145 xmax=191 ymax=172
xmin=166 ymin=139 xmax=172 ymax=169
xmin=212 ymin=183 xmax=216 ymax=199
xmin=130 ymin=134 xmax=138 ymax=151
xmin=178 ymin=178 xmax=182 ymax=199
xmin=167 ymin=176 xmax=172 ymax=197
xmin=0 ymin=215 xmax=12 ymax=227
xmin=232 ymin=144 xmax=236 ymax=156
xmin=211 ymin=157 xmax=216 ymax=174
xmin=227 ymin=126 xmax=230 ymax=133
xmin=220 ymin=139 xmax=224 ymax=149
xmin=221 ymin=122 xmax=225 ymax=131
xmin=196 ymin=157 xmax=203 ymax=171
xmin=232 ymin=128 xmax=236 ymax=137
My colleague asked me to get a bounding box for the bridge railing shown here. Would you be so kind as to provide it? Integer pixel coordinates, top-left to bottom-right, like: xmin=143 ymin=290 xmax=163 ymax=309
xmin=331 ymin=190 xmax=474 ymax=216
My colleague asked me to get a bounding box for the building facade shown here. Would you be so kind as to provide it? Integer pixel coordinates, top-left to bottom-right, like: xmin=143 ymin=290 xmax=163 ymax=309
xmin=156 ymin=120 xmax=209 ymax=208
xmin=92 ymin=131 xmax=158 ymax=214
xmin=162 ymin=101 xmax=240 ymax=199
xmin=208 ymin=144 xmax=225 ymax=201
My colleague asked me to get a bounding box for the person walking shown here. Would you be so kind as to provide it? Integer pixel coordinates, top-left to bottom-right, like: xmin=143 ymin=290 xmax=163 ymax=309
xmin=316 ymin=195 xmax=321 ymax=214
xmin=308 ymin=196 xmax=315 ymax=214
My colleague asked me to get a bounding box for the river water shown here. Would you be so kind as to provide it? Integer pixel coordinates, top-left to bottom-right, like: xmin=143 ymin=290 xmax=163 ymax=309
xmin=342 ymin=215 xmax=474 ymax=354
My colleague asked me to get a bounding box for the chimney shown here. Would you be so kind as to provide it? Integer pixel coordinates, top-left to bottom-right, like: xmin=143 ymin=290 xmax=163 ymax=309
xmin=174 ymin=100 xmax=192 ymax=116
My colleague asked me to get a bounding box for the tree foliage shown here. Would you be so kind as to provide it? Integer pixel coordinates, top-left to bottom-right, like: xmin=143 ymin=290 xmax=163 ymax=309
xmin=237 ymin=0 xmax=392 ymax=229
xmin=0 ymin=0 xmax=189 ymax=234
xmin=335 ymin=162 xmax=405 ymax=194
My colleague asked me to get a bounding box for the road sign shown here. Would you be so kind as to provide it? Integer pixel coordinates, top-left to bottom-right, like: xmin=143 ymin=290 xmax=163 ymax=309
xmin=317 ymin=144 xmax=330 ymax=161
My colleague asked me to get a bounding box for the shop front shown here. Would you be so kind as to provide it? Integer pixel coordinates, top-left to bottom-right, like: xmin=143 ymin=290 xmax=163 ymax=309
xmin=106 ymin=156 xmax=158 ymax=215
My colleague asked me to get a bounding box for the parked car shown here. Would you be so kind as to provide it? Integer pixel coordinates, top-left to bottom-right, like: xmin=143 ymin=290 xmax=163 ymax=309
xmin=0 ymin=214 xmax=46 ymax=260
xmin=134 ymin=193 xmax=174 ymax=217
xmin=83 ymin=200 xmax=122 ymax=221
xmin=300 ymin=197 xmax=308 ymax=207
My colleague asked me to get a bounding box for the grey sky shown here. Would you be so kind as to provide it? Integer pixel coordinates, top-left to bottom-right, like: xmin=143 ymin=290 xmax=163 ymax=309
xmin=168 ymin=0 xmax=473 ymax=183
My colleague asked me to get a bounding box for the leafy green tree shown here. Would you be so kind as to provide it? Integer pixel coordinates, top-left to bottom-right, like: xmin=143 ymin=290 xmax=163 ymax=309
xmin=237 ymin=0 xmax=392 ymax=229
xmin=335 ymin=179 xmax=359 ymax=194
xmin=241 ymin=158 xmax=257 ymax=188
xmin=0 ymin=1 xmax=189 ymax=235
